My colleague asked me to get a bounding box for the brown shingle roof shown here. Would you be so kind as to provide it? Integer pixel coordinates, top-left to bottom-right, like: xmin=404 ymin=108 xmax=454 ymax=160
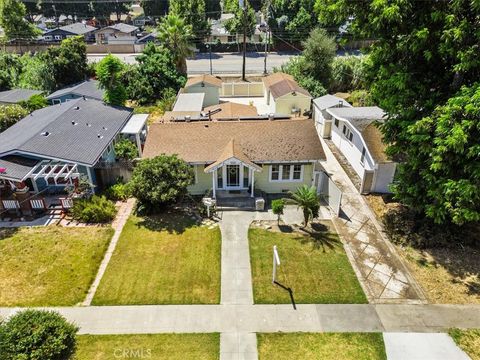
xmin=185 ymin=74 xmax=222 ymax=88
xmin=143 ymin=119 xmax=326 ymax=163
xmin=361 ymin=123 xmax=390 ymax=163
xmin=263 ymin=72 xmax=311 ymax=99
xmin=204 ymin=102 xmax=258 ymax=119
xmin=204 ymin=139 xmax=262 ymax=172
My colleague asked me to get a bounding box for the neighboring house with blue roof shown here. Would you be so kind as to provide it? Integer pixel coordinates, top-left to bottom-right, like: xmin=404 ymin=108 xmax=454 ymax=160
xmin=0 ymin=89 xmax=43 ymax=105
xmin=43 ymin=22 xmax=97 ymax=43
xmin=46 ymin=80 xmax=104 ymax=104
xmin=0 ymin=98 xmax=137 ymax=199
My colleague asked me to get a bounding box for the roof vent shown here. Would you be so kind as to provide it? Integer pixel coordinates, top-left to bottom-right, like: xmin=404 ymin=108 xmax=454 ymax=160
xmin=74 ymin=106 xmax=80 ymax=110
xmin=41 ymin=131 xmax=50 ymax=137
xmin=72 ymin=120 xmax=77 ymax=125
xmin=268 ymin=113 xmax=275 ymax=120
xmin=204 ymin=124 xmax=209 ymax=128
xmin=82 ymin=96 xmax=86 ymax=100
xmin=86 ymin=123 xmax=91 ymax=127
xmin=185 ymin=115 xmax=191 ymax=122
xmin=339 ymin=100 xmax=343 ymax=106
xmin=102 ymin=126 xmax=108 ymax=131
xmin=97 ymin=134 xmax=104 ymax=139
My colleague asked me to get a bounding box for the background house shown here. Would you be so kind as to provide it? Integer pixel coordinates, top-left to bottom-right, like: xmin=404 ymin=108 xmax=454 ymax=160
xmin=94 ymin=23 xmax=139 ymax=44
xmin=183 ymin=75 xmax=222 ymax=107
xmin=46 ymin=80 xmax=104 ymax=104
xmin=0 ymin=89 xmax=42 ymax=105
xmin=263 ymin=73 xmax=312 ymax=116
xmin=324 ymin=106 xmax=396 ymax=194
xmin=43 ymin=23 xmax=97 ymax=43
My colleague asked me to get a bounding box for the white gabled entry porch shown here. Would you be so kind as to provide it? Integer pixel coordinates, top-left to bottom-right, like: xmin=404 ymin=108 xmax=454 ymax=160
xmin=204 ymin=139 xmax=262 ymax=199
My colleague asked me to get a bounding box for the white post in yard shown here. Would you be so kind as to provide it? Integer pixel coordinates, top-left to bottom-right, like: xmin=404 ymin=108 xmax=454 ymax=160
xmin=272 ymin=245 xmax=280 ymax=283
xmin=212 ymin=170 xmax=216 ymax=198
xmin=251 ymin=170 xmax=255 ymax=197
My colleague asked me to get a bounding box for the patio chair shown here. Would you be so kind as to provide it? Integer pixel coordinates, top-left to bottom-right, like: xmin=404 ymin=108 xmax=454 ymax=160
xmin=30 ymin=199 xmax=47 ymax=215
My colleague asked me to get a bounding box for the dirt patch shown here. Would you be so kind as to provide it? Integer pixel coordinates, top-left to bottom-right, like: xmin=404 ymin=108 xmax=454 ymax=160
xmin=364 ymin=193 xmax=402 ymax=220
xmin=399 ymin=245 xmax=480 ymax=304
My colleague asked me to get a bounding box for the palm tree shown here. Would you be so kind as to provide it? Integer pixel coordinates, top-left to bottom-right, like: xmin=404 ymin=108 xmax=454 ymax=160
xmin=289 ymin=185 xmax=320 ymax=227
xmin=157 ymin=13 xmax=193 ymax=75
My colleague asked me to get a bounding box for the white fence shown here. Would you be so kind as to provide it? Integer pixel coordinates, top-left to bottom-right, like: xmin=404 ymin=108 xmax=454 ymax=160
xmin=220 ymin=82 xmax=264 ymax=97
xmin=316 ymin=171 xmax=342 ymax=216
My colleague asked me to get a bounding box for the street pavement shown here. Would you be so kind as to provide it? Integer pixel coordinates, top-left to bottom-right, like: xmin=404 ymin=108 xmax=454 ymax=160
xmin=87 ymin=52 xmax=297 ymax=75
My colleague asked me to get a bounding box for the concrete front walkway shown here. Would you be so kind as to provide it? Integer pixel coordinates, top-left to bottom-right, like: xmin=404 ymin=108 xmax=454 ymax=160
xmin=318 ymin=137 xmax=426 ymax=303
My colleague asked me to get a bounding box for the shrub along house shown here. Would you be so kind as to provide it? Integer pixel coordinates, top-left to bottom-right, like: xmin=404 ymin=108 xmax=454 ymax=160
xmin=314 ymin=97 xmax=395 ymax=194
xmin=0 ymin=98 xmax=145 ymax=216
xmin=142 ymin=119 xmax=326 ymax=207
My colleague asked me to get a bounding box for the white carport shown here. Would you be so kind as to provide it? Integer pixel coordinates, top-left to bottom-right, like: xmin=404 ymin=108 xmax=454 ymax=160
xmin=121 ymin=113 xmax=149 ymax=157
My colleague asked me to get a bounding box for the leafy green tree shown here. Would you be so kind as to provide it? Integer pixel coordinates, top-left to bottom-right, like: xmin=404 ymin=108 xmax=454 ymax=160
xmin=330 ymin=55 xmax=369 ymax=93
xmin=280 ymin=28 xmax=335 ymax=97
xmin=271 ymin=198 xmax=285 ymax=225
xmin=267 ymin=0 xmax=318 ymax=44
xmin=224 ymin=0 xmax=257 ymax=38
xmin=157 ymin=13 xmax=193 ymax=74
xmin=169 ymin=0 xmax=209 ymax=39
xmin=392 ymin=84 xmax=480 ymax=225
xmin=114 ymin=138 xmax=139 ymax=160
xmin=315 ymin=0 xmax=480 ymax=225
xmin=96 ymin=54 xmax=127 ymax=106
xmin=126 ymin=43 xmax=185 ymax=104
xmin=20 ymin=0 xmax=41 ymax=23
xmin=19 ymin=93 xmax=47 ymax=112
xmin=141 ymin=0 xmax=169 ymax=18
xmin=0 ymin=52 xmax=22 ymax=90
xmin=289 ymin=185 xmax=319 ymax=227
xmin=0 ymin=104 xmax=29 ymax=132
xmin=0 ymin=309 xmax=78 ymax=360
xmin=206 ymin=0 xmax=221 ymax=20
xmin=129 ymin=154 xmax=195 ymax=211
xmin=19 ymin=37 xmax=88 ymax=92
xmin=0 ymin=0 xmax=39 ymax=40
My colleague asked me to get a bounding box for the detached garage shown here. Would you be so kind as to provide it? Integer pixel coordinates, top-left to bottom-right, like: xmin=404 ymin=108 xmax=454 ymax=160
xmin=326 ymin=106 xmax=396 ymax=194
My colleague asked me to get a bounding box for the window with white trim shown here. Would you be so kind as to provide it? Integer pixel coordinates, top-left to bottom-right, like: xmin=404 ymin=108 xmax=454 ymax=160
xmin=271 ymin=164 xmax=280 ymax=180
xmin=334 ymin=118 xmax=339 ymax=127
xmin=360 ymin=147 xmax=366 ymax=164
xmin=342 ymin=125 xmax=354 ymax=142
xmin=270 ymin=164 xmax=303 ymax=182
xmin=54 ymin=35 xmax=62 ymax=40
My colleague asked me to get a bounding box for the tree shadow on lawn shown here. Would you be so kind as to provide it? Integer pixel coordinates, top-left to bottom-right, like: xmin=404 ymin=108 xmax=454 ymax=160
xmin=0 ymin=227 xmax=19 ymax=241
xmin=297 ymin=225 xmax=343 ymax=253
xmin=136 ymin=210 xmax=200 ymax=235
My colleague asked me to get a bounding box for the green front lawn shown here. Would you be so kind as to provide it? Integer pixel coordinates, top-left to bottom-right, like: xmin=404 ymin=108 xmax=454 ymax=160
xmin=450 ymin=329 xmax=480 ymax=360
xmin=75 ymin=334 xmax=219 ymax=360
xmin=93 ymin=213 xmax=221 ymax=305
xmin=249 ymin=227 xmax=367 ymax=304
xmin=0 ymin=227 xmax=113 ymax=306
xmin=257 ymin=333 xmax=386 ymax=360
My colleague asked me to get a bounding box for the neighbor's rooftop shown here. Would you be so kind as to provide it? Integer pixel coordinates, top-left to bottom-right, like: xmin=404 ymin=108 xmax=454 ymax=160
xmin=0 ymin=89 xmax=42 ymax=104
xmin=0 ymin=98 xmax=132 ymax=166
xmin=47 ymin=79 xmax=104 ymax=101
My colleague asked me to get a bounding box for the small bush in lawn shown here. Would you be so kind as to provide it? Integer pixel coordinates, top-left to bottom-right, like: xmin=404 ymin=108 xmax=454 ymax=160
xmin=71 ymin=195 xmax=117 ymax=223
xmin=271 ymin=199 xmax=285 ymax=224
xmin=104 ymin=182 xmax=131 ymax=201
xmin=0 ymin=309 xmax=78 ymax=360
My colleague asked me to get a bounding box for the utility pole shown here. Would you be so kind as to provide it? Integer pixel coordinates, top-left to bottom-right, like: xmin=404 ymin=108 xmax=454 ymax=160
xmin=241 ymin=0 xmax=247 ymax=81
xmin=207 ymin=42 xmax=213 ymax=75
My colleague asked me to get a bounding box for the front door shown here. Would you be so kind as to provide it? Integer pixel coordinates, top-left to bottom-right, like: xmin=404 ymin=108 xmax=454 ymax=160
xmin=226 ymin=165 xmax=240 ymax=188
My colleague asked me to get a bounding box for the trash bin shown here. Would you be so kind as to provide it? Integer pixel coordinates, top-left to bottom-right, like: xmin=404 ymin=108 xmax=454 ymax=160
xmin=255 ymin=197 xmax=265 ymax=211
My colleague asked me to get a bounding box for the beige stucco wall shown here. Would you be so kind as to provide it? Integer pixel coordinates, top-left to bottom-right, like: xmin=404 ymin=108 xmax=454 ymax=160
xmin=255 ymin=164 xmax=314 ymax=193
xmin=273 ymin=94 xmax=312 ymax=116
xmin=184 ymin=84 xmax=220 ymax=107
xmin=188 ymin=163 xmax=315 ymax=195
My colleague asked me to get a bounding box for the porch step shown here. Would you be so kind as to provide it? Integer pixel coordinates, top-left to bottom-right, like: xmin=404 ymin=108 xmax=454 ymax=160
xmin=216 ymin=196 xmax=255 ymax=210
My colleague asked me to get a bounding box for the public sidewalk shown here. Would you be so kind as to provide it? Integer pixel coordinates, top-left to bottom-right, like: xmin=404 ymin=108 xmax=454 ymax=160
xmin=0 ymin=304 xmax=478 ymax=334
xmin=319 ymin=137 xmax=426 ymax=303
